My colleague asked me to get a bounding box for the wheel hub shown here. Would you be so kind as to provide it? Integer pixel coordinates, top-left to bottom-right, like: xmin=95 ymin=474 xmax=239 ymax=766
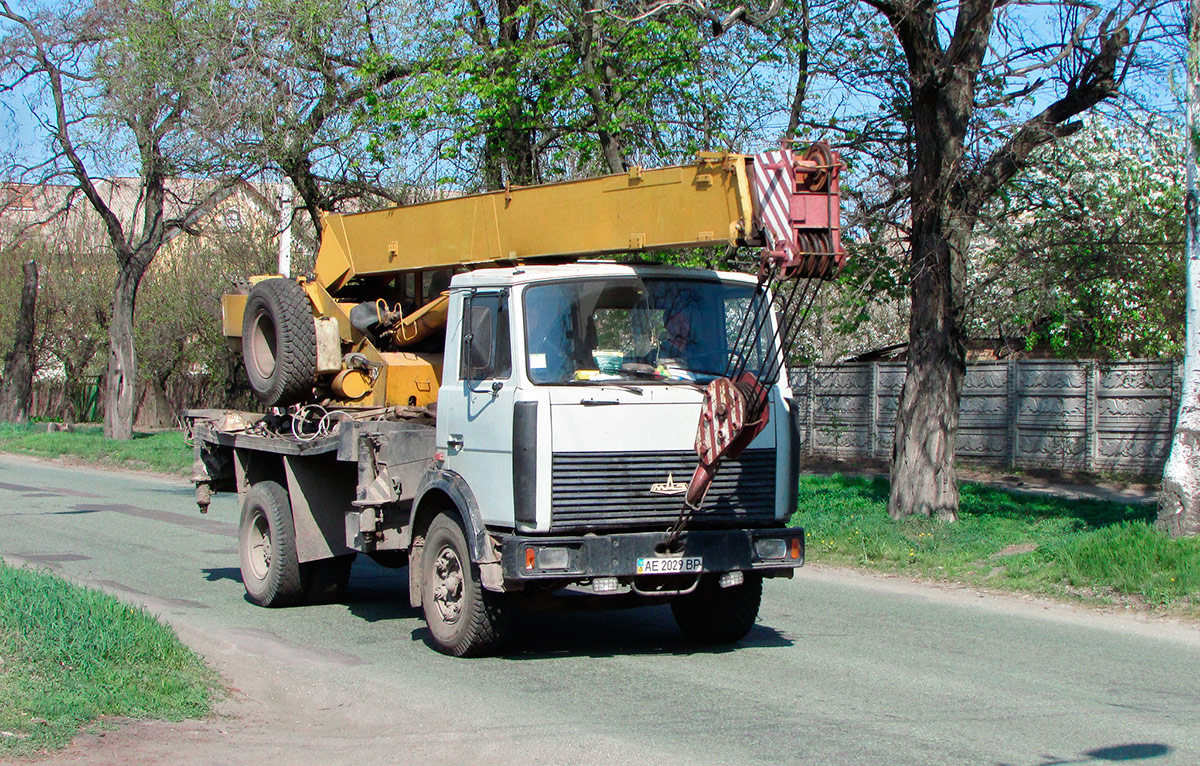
xmin=248 ymin=312 xmax=278 ymax=378
xmin=249 ymin=513 xmax=271 ymax=579
xmin=432 ymin=545 xmax=464 ymax=624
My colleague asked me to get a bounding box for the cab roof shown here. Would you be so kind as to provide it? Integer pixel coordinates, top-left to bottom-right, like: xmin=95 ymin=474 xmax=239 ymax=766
xmin=448 ymin=260 xmax=760 ymax=290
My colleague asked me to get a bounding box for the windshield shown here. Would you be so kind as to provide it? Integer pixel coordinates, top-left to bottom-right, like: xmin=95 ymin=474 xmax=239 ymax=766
xmin=522 ymin=276 xmax=777 ymax=386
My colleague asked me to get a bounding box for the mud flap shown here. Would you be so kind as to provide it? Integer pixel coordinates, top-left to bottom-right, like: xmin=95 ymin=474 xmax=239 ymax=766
xmin=408 ymin=540 xmax=423 ymax=608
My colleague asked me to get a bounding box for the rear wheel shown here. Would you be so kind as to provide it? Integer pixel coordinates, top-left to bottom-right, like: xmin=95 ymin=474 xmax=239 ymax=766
xmin=239 ymin=481 xmax=304 ymax=607
xmin=671 ymin=572 xmax=762 ymax=643
xmin=420 ymin=513 xmax=509 ymax=657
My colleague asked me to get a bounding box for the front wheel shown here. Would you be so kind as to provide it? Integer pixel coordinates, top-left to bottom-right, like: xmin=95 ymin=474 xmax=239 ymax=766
xmin=671 ymin=572 xmax=762 ymax=643
xmin=239 ymin=481 xmax=304 ymax=607
xmin=420 ymin=513 xmax=509 ymax=657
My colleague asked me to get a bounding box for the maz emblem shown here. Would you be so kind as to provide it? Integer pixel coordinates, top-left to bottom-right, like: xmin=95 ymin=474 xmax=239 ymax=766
xmin=649 ymin=472 xmax=688 ymax=496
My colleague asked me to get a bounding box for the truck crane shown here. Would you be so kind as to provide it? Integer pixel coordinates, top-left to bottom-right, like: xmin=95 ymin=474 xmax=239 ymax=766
xmin=187 ymin=143 xmax=845 ymax=656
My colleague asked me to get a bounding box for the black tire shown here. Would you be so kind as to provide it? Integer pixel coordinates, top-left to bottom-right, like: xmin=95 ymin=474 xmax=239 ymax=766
xmin=421 ymin=514 xmax=509 ymax=657
xmin=242 ymin=278 xmax=317 ymax=406
xmin=239 ymin=481 xmax=304 ymax=607
xmin=302 ymin=554 xmax=357 ymax=604
xmin=671 ymin=572 xmax=762 ymax=643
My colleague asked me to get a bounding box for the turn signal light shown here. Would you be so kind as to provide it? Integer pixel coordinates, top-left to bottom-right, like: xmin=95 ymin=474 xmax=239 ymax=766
xmin=789 ymin=537 xmax=802 ymax=560
xmin=525 ymin=547 xmax=536 ymax=570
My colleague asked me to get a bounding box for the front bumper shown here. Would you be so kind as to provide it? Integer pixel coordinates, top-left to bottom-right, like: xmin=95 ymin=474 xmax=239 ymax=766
xmin=498 ymin=527 xmax=804 ymax=582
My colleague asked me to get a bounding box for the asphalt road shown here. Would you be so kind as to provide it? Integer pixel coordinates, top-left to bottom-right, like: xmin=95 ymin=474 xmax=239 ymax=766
xmin=2 ymin=455 xmax=1199 ymax=765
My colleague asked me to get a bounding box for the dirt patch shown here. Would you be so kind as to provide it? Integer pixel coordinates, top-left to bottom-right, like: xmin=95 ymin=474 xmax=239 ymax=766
xmin=5 ymin=717 xmax=239 ymax=765
xmin=989 ymin=543 xmax=1038 ymax=558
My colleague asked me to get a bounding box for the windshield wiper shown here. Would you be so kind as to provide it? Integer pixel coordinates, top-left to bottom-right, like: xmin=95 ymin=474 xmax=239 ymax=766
xmin=603 ymin=383 xmax=643 ymax=394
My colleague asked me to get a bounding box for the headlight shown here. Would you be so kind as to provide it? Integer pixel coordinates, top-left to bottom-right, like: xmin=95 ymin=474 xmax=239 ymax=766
xmin=755 ymin=538 xmax=787 ymax=559
xmin=537 ymin=547 xmax=570 ymax=570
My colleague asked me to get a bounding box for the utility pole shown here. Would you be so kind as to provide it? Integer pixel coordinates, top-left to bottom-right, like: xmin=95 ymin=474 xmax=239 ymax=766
xmin=1158 ymin=0 xmax=1200 ymax=536
xmin=278 ymin=176 xmax=293 ymax=277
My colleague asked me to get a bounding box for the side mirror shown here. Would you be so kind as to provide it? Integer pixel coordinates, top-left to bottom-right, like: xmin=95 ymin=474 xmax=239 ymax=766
xmin=461 ymin=293 xmax=494 ymax=380
xmin=460 ymin=290 xmax=510 ymax=382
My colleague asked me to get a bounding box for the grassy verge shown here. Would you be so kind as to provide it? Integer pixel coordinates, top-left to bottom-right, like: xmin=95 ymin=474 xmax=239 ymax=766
xmin=0 ymin=562 xmax=218 ymax=756
xmin=0 ymin=423 xmax=191 ymax=475
xmin=790 ymin=475 xmax=1200 ymax=614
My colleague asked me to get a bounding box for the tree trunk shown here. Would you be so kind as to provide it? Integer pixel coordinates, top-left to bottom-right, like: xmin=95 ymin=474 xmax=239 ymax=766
xmin=876 ymin=0 xmax=1126 ymax=521
xmin=0 ymin=260 xmax=39 ymax=423
xmin=61 ymin=370 xmax=80 ymax=424
xmin=144 ymin=374 xmax=174 ymax=429
xmin=481 ymin=122 xmax=536 ymax=187
xmin=783 ymin=0 xmax=810 ymax=143
xmin=888 ymin=212 xmax=969 ymax=521
xmin=103 ymin=265 xmax=144 ymax=440
xmin=490 ymin=0 xmax=537 ymax=187
xmin=482 ymin=133 xmax=504 ymax=191
xmin=504 ymin=126 xmax=536 ymax=184
xmin=286 ymin=158 xmax=336 ymax=242
xmin=576 ymin=3 xmax=626 ymax=175
xmin=1157 ymin=0 xmax=1200 ymax=537
xmin=886 ymin=63 xmax=976 ymax=521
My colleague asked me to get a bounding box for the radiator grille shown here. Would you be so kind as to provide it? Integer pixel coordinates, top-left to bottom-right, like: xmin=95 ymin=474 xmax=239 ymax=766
xmin=550 ymin=449 xmax=776 ymax=532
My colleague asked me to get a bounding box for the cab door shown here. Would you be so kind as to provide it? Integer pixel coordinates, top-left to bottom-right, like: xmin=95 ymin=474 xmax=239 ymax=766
xmin=439 ymin=289 xmax=516 ymax=525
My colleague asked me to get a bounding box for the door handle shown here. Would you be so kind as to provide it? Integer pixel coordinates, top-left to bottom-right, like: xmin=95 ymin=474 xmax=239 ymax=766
xmin=447 ymin=435 xmax=464 ymax=450
xmin=471 ymin=380 xmax=504 ymax=397
xmin=580 ymin=398 xmax=620 ymax=406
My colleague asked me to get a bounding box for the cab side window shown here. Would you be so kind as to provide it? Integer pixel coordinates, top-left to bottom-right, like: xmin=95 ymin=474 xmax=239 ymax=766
xmin=461 ymin=291 xmax=511 ymax=381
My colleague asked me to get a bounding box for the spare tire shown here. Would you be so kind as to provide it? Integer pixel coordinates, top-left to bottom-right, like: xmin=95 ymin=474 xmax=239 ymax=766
xmin=242 ymin=278 xmax=317 ymax=406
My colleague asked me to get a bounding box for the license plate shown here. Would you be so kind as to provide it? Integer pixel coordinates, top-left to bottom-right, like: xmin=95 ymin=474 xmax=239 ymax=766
xmin=636 ymin=556 xmax=703 ymax=575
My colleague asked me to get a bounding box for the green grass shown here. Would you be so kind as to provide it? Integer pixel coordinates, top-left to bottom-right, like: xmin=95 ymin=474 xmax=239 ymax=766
xmin=0 ymin=561 xmax=218 ymax=756
xmin=0 ymin=423 xmax=191 ymax=474
xmin=790 ymin=475 xmax=1200 ymax=613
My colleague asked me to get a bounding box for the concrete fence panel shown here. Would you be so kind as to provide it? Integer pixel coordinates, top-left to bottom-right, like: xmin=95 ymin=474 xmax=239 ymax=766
xmin=790 ymin=359 xmax=1181 ymax=474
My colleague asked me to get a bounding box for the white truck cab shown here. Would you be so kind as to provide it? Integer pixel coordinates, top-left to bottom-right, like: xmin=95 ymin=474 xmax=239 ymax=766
xmin=438 ymin=262 xmax=799 ymax=533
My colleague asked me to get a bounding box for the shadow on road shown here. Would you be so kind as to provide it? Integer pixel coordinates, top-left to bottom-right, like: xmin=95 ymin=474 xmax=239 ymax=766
xmin=353 ymin=558 xmax=795 ymax=658
xmin=350 ymin=559 xmax=797 ymax=658
xmin=1007 ymin=742 xmax=1173 ymax=766
xmin=495 ymin=604 xmax=792 ymax=660
xmin=142 ymin=484 xmax=201 ymax=498
xmin=344 ymin=563 xmax=421 ymax=622
xmin=202 ymin=566 xmax=242 ymax=584
xmin=1081 ymin=743 xmax=1172 ymax=761
xmin=206 ymin=556 xmax=793 ymax=658
xmin=405 ymin=611 xmax=791 ymax=659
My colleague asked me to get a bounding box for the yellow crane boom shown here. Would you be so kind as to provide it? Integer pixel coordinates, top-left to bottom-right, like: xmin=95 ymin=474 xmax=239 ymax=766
xmin=314 ymin=153 xmax=759 ymax=294
xmin=222 ymin=145 xmax=844 ymax=409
